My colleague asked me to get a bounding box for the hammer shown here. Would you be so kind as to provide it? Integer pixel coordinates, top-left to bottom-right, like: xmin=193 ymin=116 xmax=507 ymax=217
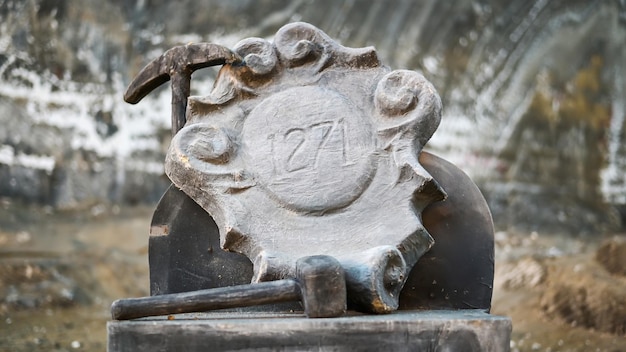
xmin=124 ymin=43 xmax=242 ymax=136
xmin=111 ymin=255 xmax=346 ymax=320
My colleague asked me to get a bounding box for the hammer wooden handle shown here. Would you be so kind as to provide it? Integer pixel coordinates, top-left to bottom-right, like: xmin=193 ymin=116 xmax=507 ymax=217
xmin=111 ymin=279 xmax=300 ymax=320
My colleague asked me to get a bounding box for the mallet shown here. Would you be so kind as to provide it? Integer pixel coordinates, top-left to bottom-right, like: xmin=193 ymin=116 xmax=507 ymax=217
xmin=111 ymin=255 xmax=346 ymax=320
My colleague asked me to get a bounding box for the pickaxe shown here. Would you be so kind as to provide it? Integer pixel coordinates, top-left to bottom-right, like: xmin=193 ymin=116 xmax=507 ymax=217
xmin=111 ymin=255 xmax=347 ymax=319
xmin=124 ymin=43 xmax=242 ymax=136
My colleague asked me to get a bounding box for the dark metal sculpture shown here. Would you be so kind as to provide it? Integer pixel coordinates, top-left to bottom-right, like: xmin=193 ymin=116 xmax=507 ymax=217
xmin=114 ymin=22 xmax=495 ymax=320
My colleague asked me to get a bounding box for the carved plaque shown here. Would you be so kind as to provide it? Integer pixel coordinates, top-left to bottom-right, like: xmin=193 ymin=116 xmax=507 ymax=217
xmin=242 ymin=86 xmax=375 ymax=213
xmin=165 ymin=22 xmax=446 ymax=313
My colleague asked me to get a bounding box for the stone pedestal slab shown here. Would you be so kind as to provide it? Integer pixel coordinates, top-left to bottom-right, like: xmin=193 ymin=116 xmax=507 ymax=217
xmin=108 ymin=310 xmax=511 ymax=351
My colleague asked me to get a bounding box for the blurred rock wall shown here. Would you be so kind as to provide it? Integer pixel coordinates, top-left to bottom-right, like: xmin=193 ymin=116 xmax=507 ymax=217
xmin=1 ymin=0 xmax=625 ymax=234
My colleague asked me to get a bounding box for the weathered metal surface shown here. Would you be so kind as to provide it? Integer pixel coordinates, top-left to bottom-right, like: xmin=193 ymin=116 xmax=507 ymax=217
xmin=163 ymin=22 xmax=445 ymax=313
xmin=107 ymin=310 xmax=512 ymax=352
xmin=400 ymin=152 xmax=495 ymax=310
xmin=148 ymin=184 xmax=254 ymax=295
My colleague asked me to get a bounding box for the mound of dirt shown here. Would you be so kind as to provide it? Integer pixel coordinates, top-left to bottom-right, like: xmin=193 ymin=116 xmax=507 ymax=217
xmin=540 ymin=254 xmax=626 ymax=335
xmin=595 ymin=236 xmax=626 ymax=277
xmin=492 ymin=231 xmax=626 ymax=351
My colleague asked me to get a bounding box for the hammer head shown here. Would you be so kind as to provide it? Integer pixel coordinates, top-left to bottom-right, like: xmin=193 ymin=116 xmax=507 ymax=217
xmin=296 ymin=255 xmax=346 ymax=318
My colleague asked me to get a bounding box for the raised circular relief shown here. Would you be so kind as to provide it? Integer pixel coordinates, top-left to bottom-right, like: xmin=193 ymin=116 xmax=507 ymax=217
xmin=179 ymin=124 xmax=234 ymax=164
xmin=375 ymin=70 xmax=419 ymax=117
xmin=242 ymin=86 xmax=376 ymax=213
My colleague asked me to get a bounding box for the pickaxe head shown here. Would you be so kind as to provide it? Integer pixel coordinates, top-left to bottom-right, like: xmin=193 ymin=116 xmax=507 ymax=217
xmin=124 ymin=43 xmax=242 ymax=135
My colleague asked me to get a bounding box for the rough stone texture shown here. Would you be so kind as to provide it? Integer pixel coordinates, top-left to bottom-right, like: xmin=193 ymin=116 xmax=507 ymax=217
xmin=107 ymin=310 xmax=512 ymax=352
xmin=1 ymin=1 xmax=625 ymax=235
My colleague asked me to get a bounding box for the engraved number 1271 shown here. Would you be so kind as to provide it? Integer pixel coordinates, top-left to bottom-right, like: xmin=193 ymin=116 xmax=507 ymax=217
xmin=268 ymin=119 xmax=351 ymax=176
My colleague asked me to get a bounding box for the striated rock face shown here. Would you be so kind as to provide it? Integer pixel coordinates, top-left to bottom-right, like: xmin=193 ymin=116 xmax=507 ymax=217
xmin=1 ymin=0 xmax=625 ymax=234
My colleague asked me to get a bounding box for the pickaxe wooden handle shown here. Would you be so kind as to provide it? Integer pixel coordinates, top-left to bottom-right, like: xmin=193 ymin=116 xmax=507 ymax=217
xmin=124 ymin=43 xmax=242 ymax=136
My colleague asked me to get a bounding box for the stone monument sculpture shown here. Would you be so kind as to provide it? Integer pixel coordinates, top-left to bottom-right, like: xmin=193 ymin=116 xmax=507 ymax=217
xmin=108 ymin=22 xmax=511 ymax=351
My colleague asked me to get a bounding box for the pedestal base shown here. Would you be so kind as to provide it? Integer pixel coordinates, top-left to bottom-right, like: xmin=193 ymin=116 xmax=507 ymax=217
xmin=108 ymin=310 xmax=511 ymax=351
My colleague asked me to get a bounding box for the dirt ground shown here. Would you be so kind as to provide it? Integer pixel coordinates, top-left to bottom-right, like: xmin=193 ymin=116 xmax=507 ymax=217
xmin=492 ymin=232 xmax=626 ymax=351
xmin=1 ymin=201 xmax=625 ymax=351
